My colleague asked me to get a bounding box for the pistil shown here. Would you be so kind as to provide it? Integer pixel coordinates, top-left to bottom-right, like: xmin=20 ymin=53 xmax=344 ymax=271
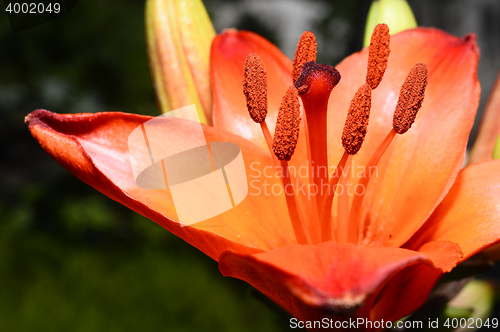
xmin=295 ymin=62 xmax=341 ymax=215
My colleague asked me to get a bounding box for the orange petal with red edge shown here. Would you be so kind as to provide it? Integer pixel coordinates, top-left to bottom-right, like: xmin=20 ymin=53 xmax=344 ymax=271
xmin=367 ymin=240 xmax=462 ymax=322
xmin=326 ymin=28 xmax=480 ymax=248
xmin=369 ymin=264 xmax=442 ymax=322
xmin=405 ymin=160 xmax=500 ymax=261
xmin=219 ymin=242 xmax=460 ymax=322
xmin=26 ymin=110 xmax=300 ymax=258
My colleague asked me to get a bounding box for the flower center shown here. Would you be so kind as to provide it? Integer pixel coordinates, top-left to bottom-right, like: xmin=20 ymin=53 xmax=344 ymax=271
xmin=242 ymin=24 xmax=428 ymax=245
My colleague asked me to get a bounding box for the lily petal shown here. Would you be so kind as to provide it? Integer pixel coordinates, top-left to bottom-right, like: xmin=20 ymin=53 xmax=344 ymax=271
xmin=369 ymin=265 xmax=441 ymax=322
xmin=146 ymin=0 xmax=215 ymax=122
xmin=326 ymin=28 xmax=480 ymax=247
xmin=26 ymin=110 xmax=300 ymax=258
xmin=219 ymin=241 xmax=460 ymax=322
xmin=369 ymin=240 xmax=462 ymax=321
xmin=211 ymin=30 xmax=293 ymax=149
xmin=405 ymin=160 xmax=500 ymax=261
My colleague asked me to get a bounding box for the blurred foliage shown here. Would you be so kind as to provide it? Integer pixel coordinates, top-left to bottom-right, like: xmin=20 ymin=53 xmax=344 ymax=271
xmin=0 ymin=1 xmax=292 ymax=331
xmin=0 ymin=179 xmax=290 ymax=331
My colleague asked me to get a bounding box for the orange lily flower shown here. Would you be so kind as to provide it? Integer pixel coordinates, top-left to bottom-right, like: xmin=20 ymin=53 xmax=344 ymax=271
xmin=26 ymin=18 xmax=500 ymax=330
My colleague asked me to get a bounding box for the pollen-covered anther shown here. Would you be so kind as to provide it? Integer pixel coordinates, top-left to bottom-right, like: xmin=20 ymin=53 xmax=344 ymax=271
xmin=393 ymin=63 xmax=428 ymax=134
xmin=366 ymin=23 xmax=390 ymax=90
xmin=292 ymin=31 xmax=317 ymax=84
xmin=242 ymin=53 xmax=268 ymax=123
xmin=272 ymin=86 xmax=301 ymax=161
xmin=342 ymin=84 xmax=372 ymax=155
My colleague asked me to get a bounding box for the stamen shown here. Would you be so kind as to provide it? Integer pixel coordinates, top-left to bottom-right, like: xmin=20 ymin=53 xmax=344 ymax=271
xmin=319 ymin=84 xmax=371 ymax=242
xmin=280 ymin=160 xmax=309 ymax=245
xmin=393 ymin=63 xmax=428 ymax=134
xmin=366 ymin=23 xmax=390 ymax=90
xmin=295 ymin=61 xmax=340 ymax=215
xmin=350 ymin=63 xmax=428 ymax=243
xmin=336 ymin=155 xmax=352 ymax=245
xmin=342 ymin=84 xmax=372 ymax=155
xmin=320 ymin=151 xmax=348 ymax=242
xmin=242 ymin=53 xmax=276 ymax=158
xmin=259 ymin=121 xmax=274 ymax=156
xmin=292 ymin=31 xmax=317 ymax=84
xmin=243 ymin=53 xmax=268 ymax=124
xmin=272 ymin=85 xmax=308 ymax=244
xmin=349 ymin=129 xmax=396 ymax=243
xmin=272 ymin=86 xmax=301 ymax=161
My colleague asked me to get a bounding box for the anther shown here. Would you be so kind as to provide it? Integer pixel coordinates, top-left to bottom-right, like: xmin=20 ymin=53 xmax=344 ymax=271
xmin=349 ymin=64 xmax=427 ymax=244
xmin=243 ymin=53 xmax=268 ymax=123
xmin=292 ymin=31 xmax=317 ymax=84
xmin=393 ymin=63 xmax=428 ymax=134
xmin=342 ymin=84 xmax=372 ymax=155
xmin=366 ymin=23 xmax=390 ymax=90
xmin=272 ymin=86 xmax=301 ymax=161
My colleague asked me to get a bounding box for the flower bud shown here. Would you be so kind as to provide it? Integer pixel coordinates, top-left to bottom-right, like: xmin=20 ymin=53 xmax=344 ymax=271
xmin=445 ymin=280 xmax=494 ymax=324
xmin=363 ymin=0 xmax=417 ymax=48
xmin=146 ymin=0 xmax=215 ymax=123
xmin=494 ymin=134 xmax=500 ymax=159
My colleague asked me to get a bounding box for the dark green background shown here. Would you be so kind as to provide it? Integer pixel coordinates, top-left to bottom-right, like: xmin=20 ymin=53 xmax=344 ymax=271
xmin=1 ymin=0 xmax=499 ymax=331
